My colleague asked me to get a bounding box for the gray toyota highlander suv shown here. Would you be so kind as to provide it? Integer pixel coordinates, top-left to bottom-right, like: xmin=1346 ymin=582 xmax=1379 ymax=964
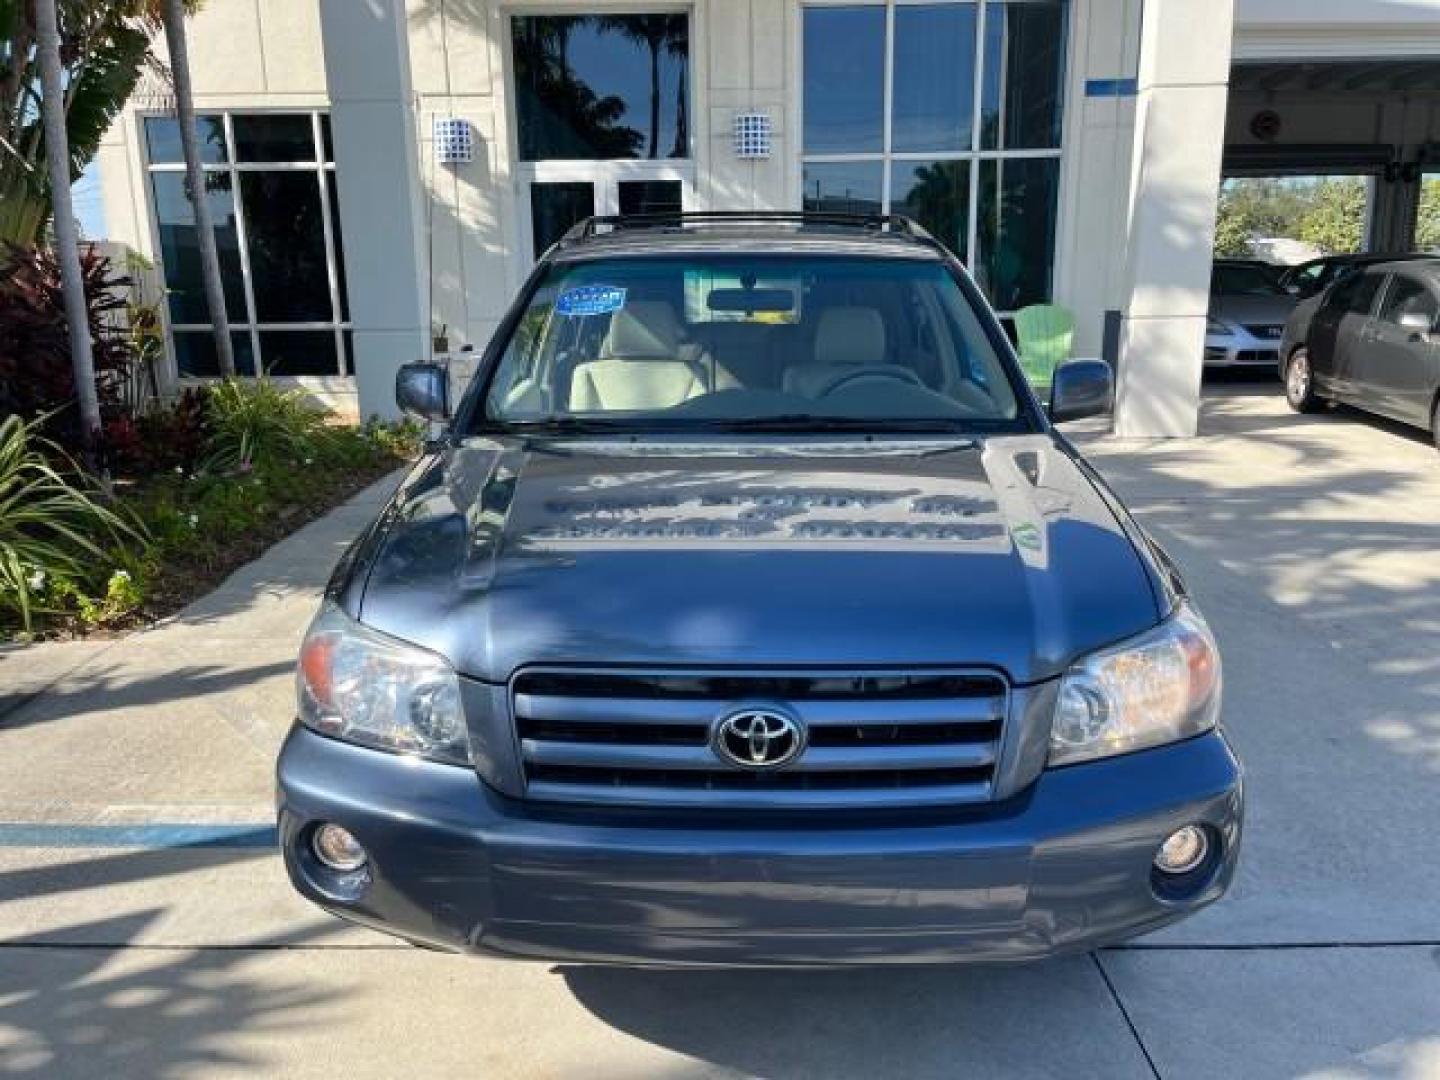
xmin=278 ymin=212 xmax=1242 ymax=965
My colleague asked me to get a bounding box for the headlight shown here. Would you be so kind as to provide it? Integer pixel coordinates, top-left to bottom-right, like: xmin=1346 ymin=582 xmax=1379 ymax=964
xmin=297 ymin=603 xmax=469 ymax=765
xmin=1049 ymin=602 xmax=1221 ymax=766
xmin=1205 ymin=317 xmax=1232 ymax=336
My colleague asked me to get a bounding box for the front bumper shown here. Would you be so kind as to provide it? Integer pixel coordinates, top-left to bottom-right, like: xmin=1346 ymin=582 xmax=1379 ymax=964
xmin=277 ymin=726 xmax=1242 ymax=966
xmin=1204 ymin=332 xmax=1281 ymax=368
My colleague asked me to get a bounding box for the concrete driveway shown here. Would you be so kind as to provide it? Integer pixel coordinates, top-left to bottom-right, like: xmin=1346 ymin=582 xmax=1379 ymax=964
xmin=2 ymin=384 xmax=1438 ymax=1079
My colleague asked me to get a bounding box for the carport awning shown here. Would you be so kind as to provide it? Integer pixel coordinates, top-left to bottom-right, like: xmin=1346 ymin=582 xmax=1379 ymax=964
xmin=1223 ymin=143 xmax=1395 ymax=177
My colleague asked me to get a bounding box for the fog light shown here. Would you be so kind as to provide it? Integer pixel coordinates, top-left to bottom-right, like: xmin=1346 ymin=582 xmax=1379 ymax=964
xmin=312 ymin=824 xmax=367 ymax=872
xmin=1154 ymin=825 xmax=1209 ymax=875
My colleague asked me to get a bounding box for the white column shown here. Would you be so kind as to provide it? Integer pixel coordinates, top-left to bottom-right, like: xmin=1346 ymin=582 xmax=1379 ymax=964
xmin=1114 ymin=0 xmax=1234 ymax=437
xmin=319 ymin=0 xmax=428 ymax=420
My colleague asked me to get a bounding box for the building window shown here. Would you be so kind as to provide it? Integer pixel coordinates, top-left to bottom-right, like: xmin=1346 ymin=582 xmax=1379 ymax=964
xmin=802 ymin=1 xmax=1067 ymax=313
xmin=512 ymin=14 xmax=691 ymax=162
xmin=143 ymin=111 xmax=348 ymax=377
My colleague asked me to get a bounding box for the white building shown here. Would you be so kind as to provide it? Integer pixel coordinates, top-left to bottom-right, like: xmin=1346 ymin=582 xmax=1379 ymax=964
xmin=95 ymin=0 xmax=1440 ymax=435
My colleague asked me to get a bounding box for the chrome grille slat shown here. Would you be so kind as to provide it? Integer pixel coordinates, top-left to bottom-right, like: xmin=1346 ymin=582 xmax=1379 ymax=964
xmin=515 ymin=694 xmax=718 ymax=726
xmin=524 ymin=781 xmax=994 ymax=811
xmin=511 ymin=667 xmax=1009 ymax=810
xmin=521 ymin=739 xmax=997 ymax=773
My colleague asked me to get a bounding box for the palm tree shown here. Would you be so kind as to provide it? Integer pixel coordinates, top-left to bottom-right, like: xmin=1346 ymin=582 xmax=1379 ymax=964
xmin=33 ymin=0 xmax=101 ymax=459
xmin=597 ymin=15 xmax=686 ymax=159
xmin=0 ymin=1 xmax=175 ymax=247
xmin=160 ymin=0 xmax=233 ymax=375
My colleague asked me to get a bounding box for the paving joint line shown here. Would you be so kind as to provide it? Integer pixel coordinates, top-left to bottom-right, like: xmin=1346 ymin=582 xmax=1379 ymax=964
xmin=1091 ymin=951 xmax=1162 ymax=1080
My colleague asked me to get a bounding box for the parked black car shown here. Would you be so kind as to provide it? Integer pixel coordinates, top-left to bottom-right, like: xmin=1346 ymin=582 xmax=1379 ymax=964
xmin=1277 ymin=252 xmax=1438 ymax=299
xmin=1282 ymin=259 xmax=1440 ymax=448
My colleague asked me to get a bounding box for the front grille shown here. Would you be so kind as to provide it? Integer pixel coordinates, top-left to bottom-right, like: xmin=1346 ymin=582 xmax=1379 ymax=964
xmin=1245 ymin=324 xmax=1284 ymax=340
xmin=1236 ymin=349 xmax=1278 ymax=364
xmin=511 ymin=668 xmax=1008 ymax=810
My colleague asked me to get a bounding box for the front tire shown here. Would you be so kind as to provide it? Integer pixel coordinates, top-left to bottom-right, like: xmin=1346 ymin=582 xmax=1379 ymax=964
xmin=1285 ymin=348 xmax=1323 ymax=413
xmin=1431 ymin=398 xmax=1440 ymax=453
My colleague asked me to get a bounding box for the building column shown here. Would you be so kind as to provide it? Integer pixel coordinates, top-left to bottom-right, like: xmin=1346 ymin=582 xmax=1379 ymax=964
xmin=319 ymin=0 xmax=428 ymax=420
xmin=1114 ymin=0 xmax=1234 ymax=437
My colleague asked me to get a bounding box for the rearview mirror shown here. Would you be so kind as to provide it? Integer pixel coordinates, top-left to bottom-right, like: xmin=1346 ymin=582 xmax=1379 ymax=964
xmin=1049 ymin=360 xmax=1113 ymax=424
xmin=1397 ymin=310 xmax=1433 ymax=336
xmin=707 ymin=288 xmax=795 ymax=314
xmin=396 ymin=362 xmax=450 ymax=421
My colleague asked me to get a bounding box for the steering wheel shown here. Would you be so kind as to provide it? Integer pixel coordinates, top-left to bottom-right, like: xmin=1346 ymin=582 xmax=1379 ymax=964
xmin=819 ymin=366 xmax=926 ymax=397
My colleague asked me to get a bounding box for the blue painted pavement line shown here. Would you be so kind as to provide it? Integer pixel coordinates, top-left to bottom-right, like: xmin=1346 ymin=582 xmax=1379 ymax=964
xmin=0 ymin=823 xmax=277 ymax=849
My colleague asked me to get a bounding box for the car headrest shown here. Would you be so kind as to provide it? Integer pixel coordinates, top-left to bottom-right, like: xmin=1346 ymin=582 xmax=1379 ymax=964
xmin=813 ymin=307 xmax=886 ymax=367
xmin=601 ymin=301 xmax=683 ymax=360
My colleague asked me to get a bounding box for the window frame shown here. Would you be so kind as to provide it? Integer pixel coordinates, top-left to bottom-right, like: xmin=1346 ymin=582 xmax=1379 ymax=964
xmin=798 ymin=0 xmax=1069 ymax=317
xmin=138 ymin=108 xmax=350 ymax=380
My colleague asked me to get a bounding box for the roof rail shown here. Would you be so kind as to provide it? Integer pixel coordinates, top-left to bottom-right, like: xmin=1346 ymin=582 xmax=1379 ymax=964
xmin=558 ymin=210 xmax=936 ymax=245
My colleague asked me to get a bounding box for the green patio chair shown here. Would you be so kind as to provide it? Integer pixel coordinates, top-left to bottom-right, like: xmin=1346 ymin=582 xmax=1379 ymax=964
xmin=1013 ymin=304 xmax=1075 ymax=390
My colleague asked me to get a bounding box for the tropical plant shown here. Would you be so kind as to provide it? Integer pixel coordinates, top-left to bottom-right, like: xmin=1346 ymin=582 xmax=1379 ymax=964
xmin=202 ymin=378 xmax=332 ymax=472
xmin=0 ymin=412 xmax=144 ymax=634
xmin=0 ymin=242 xmax=136 ymax=446
xmin=1 ymin=1 xmax=201 ymax=247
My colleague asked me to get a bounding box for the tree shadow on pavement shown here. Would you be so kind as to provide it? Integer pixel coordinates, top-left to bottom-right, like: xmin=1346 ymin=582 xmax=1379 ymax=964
xmin=0 ymin=660 xmax=294 ymax=733
xmin=0 ymin=843 xmax=272 ymax=906
xmin=0 ymin=912 xmax=347 ymax=1079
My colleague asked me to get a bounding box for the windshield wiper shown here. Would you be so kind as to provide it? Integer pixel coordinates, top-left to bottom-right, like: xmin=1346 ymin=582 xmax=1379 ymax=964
xmin=479 ymin=415 xmax=990 ymax=437
xmin=684 ymin=415 xmax=977 ymax=434
xmin=481 ymin=417 xmax=650 ymax=436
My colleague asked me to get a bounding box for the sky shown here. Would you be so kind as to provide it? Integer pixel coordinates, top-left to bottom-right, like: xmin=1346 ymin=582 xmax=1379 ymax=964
xmin=72 ymin=165 xmax=108 ymax=239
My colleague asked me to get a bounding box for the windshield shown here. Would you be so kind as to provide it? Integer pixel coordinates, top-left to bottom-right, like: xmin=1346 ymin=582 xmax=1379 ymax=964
xmin=1210 ymin=263 xmax=1285 ymax=296
xmin=477 ymin=255 xmax=1023 ymax=432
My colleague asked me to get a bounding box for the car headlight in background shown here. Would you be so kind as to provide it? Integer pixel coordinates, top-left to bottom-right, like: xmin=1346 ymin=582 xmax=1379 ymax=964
xmin=297 ymin=603 xmax=469 ymax=765
xmin=1205 ymin=317 xmax=1232 ymax=337
xmin=1049 ymin=602 xmax=1221 ymax=766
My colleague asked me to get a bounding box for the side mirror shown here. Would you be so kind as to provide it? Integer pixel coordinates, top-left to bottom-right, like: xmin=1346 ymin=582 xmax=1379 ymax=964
xmin=1049 ymin=359 xmax=1114 ymax=424
xmin=395 ymin=362 xmax=450 ymax=421
xmin=1397 ymin=310 xmax=1433 ymax=337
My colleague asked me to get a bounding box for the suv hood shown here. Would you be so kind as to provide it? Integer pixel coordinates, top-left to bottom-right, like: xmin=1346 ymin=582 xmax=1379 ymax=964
xmin=357 ymin=435 xmax=1163 ymax=684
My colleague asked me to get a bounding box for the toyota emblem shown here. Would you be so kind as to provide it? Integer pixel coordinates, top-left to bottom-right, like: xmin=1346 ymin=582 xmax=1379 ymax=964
xmin=713 ymin=707 xmax=805 ymax=769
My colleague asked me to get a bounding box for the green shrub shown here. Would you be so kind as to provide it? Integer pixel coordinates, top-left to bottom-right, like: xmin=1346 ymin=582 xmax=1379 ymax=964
xmin=363 ymin=417 xmax=426 ymax=460
xmin=51 ymin=568 xmax=145 ymax=628
xmin=0 ymin=414 xmax=145 ymax=634
xmin=203 ymin=378 xmax=332 ymax=472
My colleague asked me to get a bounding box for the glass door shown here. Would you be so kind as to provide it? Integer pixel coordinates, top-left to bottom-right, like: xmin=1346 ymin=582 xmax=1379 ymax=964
xmin=521 ymin=162 xmax=691 ymax=262
xmin=529 ymin=181 xmax=596 ymax=261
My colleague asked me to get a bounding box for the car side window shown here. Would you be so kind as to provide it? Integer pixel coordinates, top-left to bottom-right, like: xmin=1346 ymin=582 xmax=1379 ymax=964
xmin=1376 ymin=276 xmax=1439 ymax=328
xmin=1293 ymin=264 xmax=1324 ymax=294
xmin=1329 ymin=271 xmax=1383 ymax=316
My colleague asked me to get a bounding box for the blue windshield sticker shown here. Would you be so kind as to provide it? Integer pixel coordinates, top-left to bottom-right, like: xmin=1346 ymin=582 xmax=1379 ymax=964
xmin=556 ymin=285 xmax=627 ymax=317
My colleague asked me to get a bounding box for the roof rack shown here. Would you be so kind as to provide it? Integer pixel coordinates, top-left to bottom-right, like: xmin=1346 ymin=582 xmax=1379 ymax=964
xmin=558 ymin=210 xmax=936 ymax=246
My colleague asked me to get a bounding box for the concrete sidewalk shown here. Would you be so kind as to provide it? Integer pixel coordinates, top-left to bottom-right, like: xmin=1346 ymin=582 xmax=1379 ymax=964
xmin=2 ymin=389 xmax=1439 ymax=1078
